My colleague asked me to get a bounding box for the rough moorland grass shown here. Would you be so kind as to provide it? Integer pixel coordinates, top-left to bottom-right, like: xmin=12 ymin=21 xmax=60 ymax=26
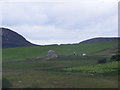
xmin=2 ymin=71 xmax=118 ymax=88
xmin=63 ymin=61 xmax=119 ymax=74
xmin=2 ymin=42 xmax=119 ymax=88
xmin=3 ymin=42 xmax=118 ymax=61
xmin=3 ymin=55 xmax=119 ymax=88
xmin=3 ymin=56 xmax=100 ymax=70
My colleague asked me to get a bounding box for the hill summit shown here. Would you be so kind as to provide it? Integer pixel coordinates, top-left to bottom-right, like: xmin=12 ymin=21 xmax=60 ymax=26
xmin=0 ymin=27 xmax=119 ymax=48
xmin=79 ymin=37 xmax=120 ymax=44
xmin=0 ymin=27 xmax=37 ymax=48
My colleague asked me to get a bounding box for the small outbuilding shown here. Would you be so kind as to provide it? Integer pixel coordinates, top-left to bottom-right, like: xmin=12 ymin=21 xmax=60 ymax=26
xmin=82 ymin=53 xmax=86 ymax=56
xmin=47 ymin=50 xmax=58 ymax=58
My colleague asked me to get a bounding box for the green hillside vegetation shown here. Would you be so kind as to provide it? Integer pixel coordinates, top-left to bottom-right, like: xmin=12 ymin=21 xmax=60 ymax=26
xmin=2 ymin=41 xmax=119 ymax=88
xmin=3 ymin=55 xmax=119 ymax=88
xmin=3 ymin=42 xmax=118 ymax=62
xmin=3 ymin=56 xmax=103 ymax=70
xmin=63 ymin=61 xmax=118 ymax=74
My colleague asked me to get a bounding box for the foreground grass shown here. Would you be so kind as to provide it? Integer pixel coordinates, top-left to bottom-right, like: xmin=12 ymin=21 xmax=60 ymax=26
xmin=63 ymin=61 xmax=119 ymax=74
xmin=3 ymin=56 xmax=119 ymax=88
xmin=3 ymin=42 xmax=118 ymax=61
xmin=2 ymin=41 xmax=119 ymax=88
xmin=3 ymin=71 xmax=118 ymax=88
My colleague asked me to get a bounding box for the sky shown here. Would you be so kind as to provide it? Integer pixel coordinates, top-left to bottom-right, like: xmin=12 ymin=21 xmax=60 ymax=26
xmin=0 ymin=0 xmax=119 ymax=45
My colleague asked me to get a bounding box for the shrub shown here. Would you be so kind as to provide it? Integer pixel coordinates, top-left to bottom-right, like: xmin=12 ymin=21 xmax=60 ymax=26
xmin=110 ymin=54 xmax=120 ymax=61
xmin=97 ymin=59 xmax=107 ymax=64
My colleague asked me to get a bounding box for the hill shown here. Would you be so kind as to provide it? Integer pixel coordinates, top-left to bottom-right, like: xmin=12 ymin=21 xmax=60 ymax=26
xmin=3 ymin=41 xmax=118 ymax=61
xmin=1 ymin=27 xmax=119 ymax=49
xmin=0 ymin=28 xmax=38 ymax=48
xmin=79 ymin=37 xmax=120 ymax=44
xmin=2 ymin=30 xmax=119 ymax=88
xmin=3 ymin=50 xmax=119 ymax=88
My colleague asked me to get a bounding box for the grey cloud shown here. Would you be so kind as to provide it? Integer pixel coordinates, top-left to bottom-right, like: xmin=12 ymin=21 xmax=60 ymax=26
xmin=1 ymin=1 xmax=118 ymax=45
xmin=2 ymin=2 xmax=117 ymax=29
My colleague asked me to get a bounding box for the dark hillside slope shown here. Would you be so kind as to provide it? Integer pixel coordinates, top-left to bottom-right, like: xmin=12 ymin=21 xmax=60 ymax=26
xmin=80 ymin=37 xmax=120 ymax=44
xmin=0 ymin=28 xmax=38 ymax=48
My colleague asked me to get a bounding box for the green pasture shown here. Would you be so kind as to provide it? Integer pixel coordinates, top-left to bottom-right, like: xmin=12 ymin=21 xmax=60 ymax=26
xmin=2 ymin=41 xmax=119 ymax=88
xmin=3 ymin=71 xmax=118 ymax=88
xmin=3 ymin=56 xmax=102 ymax=70
xmin=63 ymin=61 xmax=118 ymax=74
xmin=3 ymin=42 xmax=118 ymax=62
xmin=3 ymin=55 xmax=119 ymax=88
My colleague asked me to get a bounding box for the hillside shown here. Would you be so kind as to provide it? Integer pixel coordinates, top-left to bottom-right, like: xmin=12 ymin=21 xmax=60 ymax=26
xmin=3 ymin=41 xmax=118 ymax=61
xmin=2 ymin=29 xmax=119 ymax=88
xmin=3 ymin=43 xmax=119 ymax=88
xmin=1 ymin=27 xmax=119 ymax=49
xmin=80 ymin=37 xmax=120 ymax=44
xmin=0 ymin=28 xmax=38 ymax=48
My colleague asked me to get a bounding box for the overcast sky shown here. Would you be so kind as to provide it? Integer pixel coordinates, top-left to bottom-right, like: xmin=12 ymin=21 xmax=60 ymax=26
xmin=0 ymin=0 xmax=119 ymax=45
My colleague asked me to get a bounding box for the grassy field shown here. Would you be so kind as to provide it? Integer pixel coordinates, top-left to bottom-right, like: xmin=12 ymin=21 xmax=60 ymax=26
xmin=3 ymin=71 xmax=118 ymax=88
xmin=2 ymin=41 xmax=119 ymax=88
xmin=3 ymin=55 xmax=119 ymax=88
xmin=63 ymin=61 xmax=118 ymax=74
xmin=3 ymin=42 xmax=118 ymax=62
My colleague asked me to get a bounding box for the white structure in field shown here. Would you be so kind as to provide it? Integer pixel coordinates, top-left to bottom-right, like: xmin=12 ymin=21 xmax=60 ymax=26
xmin=47 ymin=50 xmax=58 ymax=58
xmin=82 ymin=53 xmax=86 ymax=56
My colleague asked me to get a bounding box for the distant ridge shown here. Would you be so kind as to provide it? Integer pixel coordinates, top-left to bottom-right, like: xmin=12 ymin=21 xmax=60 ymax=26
xmin=0 ymin=27 xmax=119 ymax=48
xmin=79 ymin=37 xmax=120 ymax=44
xmin=0 ymin=27 xmax=38 ymax=48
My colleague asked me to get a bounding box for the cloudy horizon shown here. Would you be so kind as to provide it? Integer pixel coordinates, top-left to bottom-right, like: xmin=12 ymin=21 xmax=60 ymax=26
xmin=1 ymin=0 xmax=118 ymax=45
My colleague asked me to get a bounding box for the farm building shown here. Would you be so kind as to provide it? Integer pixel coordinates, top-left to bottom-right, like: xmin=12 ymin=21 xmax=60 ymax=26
xmin=47 ymin=50 xmax=58 ymax=58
